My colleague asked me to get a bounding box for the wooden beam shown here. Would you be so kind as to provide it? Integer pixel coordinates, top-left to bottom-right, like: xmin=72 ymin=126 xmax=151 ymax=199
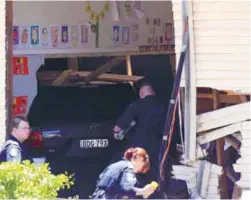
xmin=84 ymin=57 xmax=125 ymax=83
xmin=126 ymin=55 xmax=133 ymax=86
xmin=224 ymin=135 xmax=241 ymax=150
xmin=52 ymin=70 xmax=73 ymax=86
xmin=6 ymin=1 xmax=13 ymax=137
xmin=183 ymin=0 xmax=197 ymax=161
xmin=77 ymin=71 xmax=143 ymax=83
xmin=197 ymin=122 xmax=243 ymax=145
xmin=212 ymin=89 xmax=229 ymax=199
xmin=37 ymin=71 xmax=143 ymax=85
xmin=197 ymin=102 xmax=251 ymax=132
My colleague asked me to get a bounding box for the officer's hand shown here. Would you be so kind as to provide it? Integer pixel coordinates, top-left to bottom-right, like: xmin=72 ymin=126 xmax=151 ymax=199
xmin=142 ymin=184 xmax=156 ymax=199
xmin=113 ymin=126 xmax=122 ymax=140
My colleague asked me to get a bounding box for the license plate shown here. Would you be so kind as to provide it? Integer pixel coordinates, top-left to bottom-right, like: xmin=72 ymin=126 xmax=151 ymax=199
xmin=80 ymin=139 xmax=108 ymax=148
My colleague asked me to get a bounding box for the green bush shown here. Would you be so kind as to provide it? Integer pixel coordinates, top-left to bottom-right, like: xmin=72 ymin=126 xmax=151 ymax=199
xmin=0 ymin=160 xmax=74 ymax=199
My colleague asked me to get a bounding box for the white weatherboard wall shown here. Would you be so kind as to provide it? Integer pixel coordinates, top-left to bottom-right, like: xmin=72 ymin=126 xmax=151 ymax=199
xmin=0 ymin=1 xmax=6 ymax=145
xmin=13 ymin=1 xmax=173 ymax=55
xmin=172 ymin=0 xmax=251 ymax=93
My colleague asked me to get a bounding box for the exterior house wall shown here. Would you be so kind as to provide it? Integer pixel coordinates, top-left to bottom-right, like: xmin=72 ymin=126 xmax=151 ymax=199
xmin=172 ymin=0 xmax=251 ymax=94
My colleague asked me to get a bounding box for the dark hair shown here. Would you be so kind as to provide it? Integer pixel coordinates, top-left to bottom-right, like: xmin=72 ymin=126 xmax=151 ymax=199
xmin=13 ymin=115 xmax=28 ymax=129
xmin=123 ymin=147 xmax=150 ymax=173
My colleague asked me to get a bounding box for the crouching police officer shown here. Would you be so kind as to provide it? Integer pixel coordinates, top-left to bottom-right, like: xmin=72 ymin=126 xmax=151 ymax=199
xmin=91 ymin=147 xmax=158 ymax=199
xmin=0 ymin=116 xmax=31 ymax=162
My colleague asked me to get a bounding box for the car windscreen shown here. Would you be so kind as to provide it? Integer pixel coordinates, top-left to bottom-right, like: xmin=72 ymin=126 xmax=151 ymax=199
xmin=28 ymin=83 xmax=138 ymax=125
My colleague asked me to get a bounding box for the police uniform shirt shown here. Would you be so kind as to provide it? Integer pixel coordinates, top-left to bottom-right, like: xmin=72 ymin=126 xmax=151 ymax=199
xmin=0 ymin=136 xmax=22 ymax=162
xmin=94 ymin=159 xmax=138 ymax=199
xmin=116 ymin=95 xmax=165 ymax=157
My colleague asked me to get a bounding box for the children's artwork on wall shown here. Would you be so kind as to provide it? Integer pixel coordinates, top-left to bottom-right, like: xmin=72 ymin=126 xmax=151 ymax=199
xmin=122 ymin=26 xmax=130 ymax=44
xmin=80 ymin=25 xmax=88 ymax=44
xmin=13 ymin=57 xmax=29 ymax=75
xmin=61 ymin=25 xmax=68 ymax=44
xmin=131 ymin=24 xmax=139 ymax=42
xmin=41 ymin=27 xmax=49 ymax=46
xmin=30 ymin=25 xmax=39 ymax=45
xmin=20 ymin=25 xmax=29 ymax=47
xmin=50 ymin=25 xmax=59 ymax=47
xmin=13 ymin=96 xmax=28 ymax=116
xmin=164 ymin=22 xmax=173 ymax=43
xmin=71 ymin=25 xmax=79 ymax=47
xmin=13 ymin=26 xmax=19 ymax=45
xmin=112 ymin=25 xmax=120 ymax=44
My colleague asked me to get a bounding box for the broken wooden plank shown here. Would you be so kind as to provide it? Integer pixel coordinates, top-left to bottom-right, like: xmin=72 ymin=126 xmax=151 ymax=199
xmin=234 ymin=165 xmax=251 ymax=173
xmin=240 ymin=121 xmax=251 ymax=131
xmin=224 ymin=135 xmax=241 ymax=150
xmin=52 ymin=70 xmax=73 ymax=86
xmin=197 ymin=122 xmax=242 ymax=145
xmin=177 ymin=144 xmax=208 ymax=159
xmin=76 ymin=71 xmax=143 ymax=83
xmin=196 ymin=102 xmax=251 ymax=132
xmin=84 ymin=57 xmax=125 ymax=83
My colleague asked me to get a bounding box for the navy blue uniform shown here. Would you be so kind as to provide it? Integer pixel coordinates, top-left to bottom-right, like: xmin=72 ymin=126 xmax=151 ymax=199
xmin=92 ymin=159 xmax=139 ymax=199
xmin=116 ymin=96 xmax=165 ymax=157
xmin=0 ymin=136 xmax=31 ymax=162
xmin=114 ymin=95 xmax=165 ymax=198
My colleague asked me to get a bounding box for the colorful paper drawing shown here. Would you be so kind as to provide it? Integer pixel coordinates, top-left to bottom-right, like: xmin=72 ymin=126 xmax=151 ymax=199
xmin=20 ymin=25 xmax=29 ymax=45
xmin=13 ymin=26 xmax=19 ymax=45
xmin=113 ymin=25 xmax=120 ymax=44
xmin=31 ymin=25 xmax=39 ymax=45
xmin=61 ymin=25 xmax=68 ymax=44
xmin=71 ymin=25 xmax=79 ymax=47
xmin=13 ymin=96 xmax=28 ymax=116
xmin=41 ymin=27 xmax=49 ymax=46
xmin=132 ymin=24 xmax=139 ymax=42
xmin=164 ymin=22 xmax=173 ymax=43
xmin=12 ymin=57 xmax=29 ymax=75
xmin=80 ymin=25 xmax=88 ymax=44
xmin=122 ymin=26 xmax=130 ymax=44
xmin=50 ymin=25 xmax=59 ymax=47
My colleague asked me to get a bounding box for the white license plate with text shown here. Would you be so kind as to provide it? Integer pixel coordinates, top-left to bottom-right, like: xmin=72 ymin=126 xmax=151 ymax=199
xmin=80 ymin=139 xmax=108 ymax=148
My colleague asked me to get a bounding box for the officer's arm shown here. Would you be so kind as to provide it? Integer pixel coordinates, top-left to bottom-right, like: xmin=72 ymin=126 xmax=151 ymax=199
xmin=115 ymin=100 xmax=138 ymax=131
xmin=120 ymin=169 xmax=138 ymax=197
xmin=120 ymin=169 xmax=156 ymax=198
xmin=6 ymin=145 xmax=22 ymax=163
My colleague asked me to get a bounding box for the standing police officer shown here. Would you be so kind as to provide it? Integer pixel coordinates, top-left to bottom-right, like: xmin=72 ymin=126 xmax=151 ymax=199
xmin=112 ymin=80 xmax=165 ymax=197
xmin=0 ymin=116 xmax=31 ymax=162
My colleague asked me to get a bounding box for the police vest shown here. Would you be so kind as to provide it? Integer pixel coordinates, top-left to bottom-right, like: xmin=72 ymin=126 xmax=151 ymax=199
xmin=0 ymin=140 xmax=21 ymax=162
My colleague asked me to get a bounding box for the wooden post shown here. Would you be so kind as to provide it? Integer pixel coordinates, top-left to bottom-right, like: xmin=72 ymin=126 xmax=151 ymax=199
xmin=212 ymin=89 xmax=229 ymax=199
xmin=126 ymin=55 xmax=133 ymax=86
xmin=6 ymin=1 xmax=13 ymax=138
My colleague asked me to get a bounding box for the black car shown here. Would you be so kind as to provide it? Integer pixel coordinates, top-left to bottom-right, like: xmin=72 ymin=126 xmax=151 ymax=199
xmin=27 ymin=82 xmax=138 ymax=198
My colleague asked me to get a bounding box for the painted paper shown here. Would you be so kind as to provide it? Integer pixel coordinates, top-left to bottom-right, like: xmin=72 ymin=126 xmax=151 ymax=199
xmin=50 ymin=25 xmax=59 ymax=47
xmin=13 ymin=96 xmax=28 ymax=116
xmin=13 ymin=26 xmax=19 ymax=45
xmin=20 ymin=25 xmax=29 ymax=46
xmin=71 ymin=25 xmax=79 ymax=47
xmin=80 ymin=25 xmax=88 ymax=44
xmin=41 ymin=27 xmax=49 ymax=46
xmin=112 ymin=25 xmax=120 ymax=44
xmin=13 ymin=57 xmax=29 ymax=75
xmin=132 ymin=24 xmax=139 ymax=42
xmin=164 ymin=22 xmax=173 ymax=43
xmin=122 ymin=26 xmax=130 ymax=44
xmin=30 ymin=25 xmax=39 ymax=45
xmin=61 ymin=25 xmax=68 ymax=44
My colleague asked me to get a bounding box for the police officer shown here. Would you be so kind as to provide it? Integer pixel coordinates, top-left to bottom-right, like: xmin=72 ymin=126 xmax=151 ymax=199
xmin=0 ymin=116 xmax=31 ymax=162
xmin=112 ymin=80 xmax=165 ymax=191
xmin=92 ymin=147 xmax=157 ymax=199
